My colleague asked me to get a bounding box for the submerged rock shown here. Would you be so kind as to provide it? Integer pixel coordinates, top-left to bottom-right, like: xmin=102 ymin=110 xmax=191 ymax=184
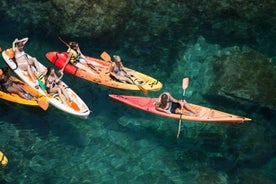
xmin=209 ymin=47 xmax=275 ymax=111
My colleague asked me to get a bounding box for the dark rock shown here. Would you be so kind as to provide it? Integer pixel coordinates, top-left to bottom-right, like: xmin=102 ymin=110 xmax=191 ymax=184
xmin=208 ymin=48 xmax=276 ymax=111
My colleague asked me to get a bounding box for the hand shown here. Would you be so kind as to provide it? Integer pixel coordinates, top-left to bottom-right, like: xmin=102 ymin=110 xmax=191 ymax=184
xmin=58 ymin=70 xmax=63 ymax=75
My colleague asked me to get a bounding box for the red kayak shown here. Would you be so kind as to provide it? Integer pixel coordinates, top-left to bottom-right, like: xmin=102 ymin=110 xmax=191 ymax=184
xmin=45 ymin=52 xmax=163 ymax=91
xmin=109 ymin=95 xmax=252 ymax=123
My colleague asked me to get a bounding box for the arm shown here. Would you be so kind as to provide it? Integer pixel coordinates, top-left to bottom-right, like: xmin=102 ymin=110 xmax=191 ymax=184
xmin=77 ymin=47 xmax=86 ymax=59
xmin=166 ymin=92 xmax=181 ymax=103
xmin=60 ymin=53 xmax=71 ymax=72
xmin=12 ymin=37 xmax=29 ymax=51
xmin=109 ymin=63 xmax=115 ymax=73
xmin=12 ymin=38 xmax=19 ymax=51
xmin=156 ymin=106 xmax=171 ymax=114
xmin=19 ymin=37 xmax=29 ymax=45
xmin=55 ymin=71 xmax=64 ymax=82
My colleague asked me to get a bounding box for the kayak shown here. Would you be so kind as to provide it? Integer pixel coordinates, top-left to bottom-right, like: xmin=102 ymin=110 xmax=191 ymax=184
xmin=109 ymin=95 xmax=252 ymax=123
xmin=0 ymin=151 xmax=8 ymax=167
xmin=45 ymin=52 xmax=162 ymax=91
xmin=2 ymin=48 xmax=90 ymax=118
xmin=0 ymin=75 xmax=48 ymax=109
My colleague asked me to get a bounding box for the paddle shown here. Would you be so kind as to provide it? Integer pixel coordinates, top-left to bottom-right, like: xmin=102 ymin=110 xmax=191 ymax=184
xmin=100 ymin=51 xmax=112 ymax=63
xmin=14 ymin=79 xmax=49 ymax=110
xmin=58 ymin=37 xmax=100 ymax=74
xmin=36 ymin=96 xmax=49 ymax=110
xmin=100 ymin=51 xmax=148 ymax=94
xmin=177 ymin=77 xmax=189 ymax=139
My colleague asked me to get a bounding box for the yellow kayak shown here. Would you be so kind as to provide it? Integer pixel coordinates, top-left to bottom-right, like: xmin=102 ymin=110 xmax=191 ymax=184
xmin=0 ymin=76 xmax=48 ymax=110
xmin=45 ymin=52 xmax=163 ymax=92
xmin=0 ymin=151 xmax=8 ymax=167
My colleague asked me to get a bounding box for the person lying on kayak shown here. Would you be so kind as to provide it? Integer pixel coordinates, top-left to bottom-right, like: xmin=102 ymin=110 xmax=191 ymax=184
xmin=45 ymin=67 xmax=71 ymax=104
xmin=109 ymin=55 xmax=143 ymax=84
xmin=155 ymin=92 xmax=196 ymax=115
xmin=0 ymin=67 xmax=33 ymax=99
xmin=12 ymin=37 xmax=46 ymax=83
xmin=60 ymin=41 xmax=99 ymax=75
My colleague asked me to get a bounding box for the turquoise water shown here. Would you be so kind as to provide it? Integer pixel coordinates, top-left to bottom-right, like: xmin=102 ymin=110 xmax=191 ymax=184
xmin=0 ymin=34 xmax=275 ymax=183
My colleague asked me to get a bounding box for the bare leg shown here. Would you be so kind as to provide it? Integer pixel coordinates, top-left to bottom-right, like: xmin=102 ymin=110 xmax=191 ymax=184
xmin=76 ymin=63 xmax=99 ymax=76
xmin=183 ymin=100 xmax=196 ymax=114
xmin=7 ymin=85 xmax=30 ymax=99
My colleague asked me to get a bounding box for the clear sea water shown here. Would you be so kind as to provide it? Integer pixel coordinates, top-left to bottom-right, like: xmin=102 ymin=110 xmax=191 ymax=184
xmin=0 ymin=28 xmax=275 ymax=183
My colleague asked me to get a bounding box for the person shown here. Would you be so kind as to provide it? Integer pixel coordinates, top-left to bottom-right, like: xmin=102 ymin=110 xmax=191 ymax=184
xmin=12 ymin=37 xmax=46 ymax=83
xmin=45 ymin=67 xmax=71 ymax=104
xmin=109 ymin=55 xmax=143 ymax=84
xmin=155 ymin=92 xmax=196 ymax=115
xmin=60 ymin=41 xmax=99 ymax=75
xmin=0 ymin=67 xmax=33 ymax=99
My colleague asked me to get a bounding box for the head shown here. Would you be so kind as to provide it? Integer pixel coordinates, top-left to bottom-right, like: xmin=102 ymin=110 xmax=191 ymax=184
xmin=46 ymin=67 xmax=55 ymax=76
xmin=113 ymin=55 xmax=121 ymax=62
xmin=159 ymin=93 xmax=168 ymax=108
xmin=69 ymin=41 xmax=79 ymax=50
xmin=0 ymin=67 xmax=10 ymax=76
xmin=113 ymin=55 xmax=122 ymax=66
xmin=16 ymin=42 xmax=24 ymax=50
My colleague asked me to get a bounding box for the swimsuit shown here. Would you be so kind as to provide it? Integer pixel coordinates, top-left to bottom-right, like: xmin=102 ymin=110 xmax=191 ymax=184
xmin=15 ymin=51 xmax=27 ymax=59
xmin=67 ymin=48 xmax=79 ymax=64
xmin=167 ymin=101 xmax=181 ymax=113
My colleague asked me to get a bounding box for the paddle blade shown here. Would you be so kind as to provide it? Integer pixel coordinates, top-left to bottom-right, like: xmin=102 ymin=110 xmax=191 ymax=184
xmin=137 ymin=85 xmax=148 ymax=95
xmin=100 ymin=51 xmax=111 ymax=62
xmin=66 ymin=100 xmax=80 ymax=112
xmin=37 ymin=97 xmax=49 ymax=111
xmin=182 ymin=78 xmax=189 ymax=90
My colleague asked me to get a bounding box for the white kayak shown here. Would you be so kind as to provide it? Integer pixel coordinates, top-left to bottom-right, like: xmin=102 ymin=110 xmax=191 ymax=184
xmin=2 ymin=48 xmax=90 ymax=119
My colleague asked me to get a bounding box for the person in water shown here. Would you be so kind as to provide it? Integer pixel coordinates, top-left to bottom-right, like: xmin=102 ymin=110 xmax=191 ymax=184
xmin=60 ymin=41 xmax=99 ymax=75
xmin=12 ymin=37 xmax=45 ymax=83
xmin=0 ymin=67 xmax=33 ymax=99
xmin=45 ymin=67 xmax=71 ymax=104
xmin=155 ymin=92 xmax=196 ymax=114
xmin=109 ymin=55 xmax=143 ymax=84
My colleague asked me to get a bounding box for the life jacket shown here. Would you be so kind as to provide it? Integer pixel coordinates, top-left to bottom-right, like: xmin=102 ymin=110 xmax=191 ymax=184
xmin=67 ymin=48 xmax=78 ymax=64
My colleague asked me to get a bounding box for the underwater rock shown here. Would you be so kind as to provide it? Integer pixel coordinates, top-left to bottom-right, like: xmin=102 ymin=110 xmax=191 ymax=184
xmin=234 ymin=169 xmax=275 ymax=184
xmin=209 ymin=47 xmax=275 ymax=111
xmin=190 ymin=168 xmax=228 ymax=184
xmin=0 ymin=0 xmax=275 ymax=53
xmin=29 ymin=155 xmax=54 ymax=173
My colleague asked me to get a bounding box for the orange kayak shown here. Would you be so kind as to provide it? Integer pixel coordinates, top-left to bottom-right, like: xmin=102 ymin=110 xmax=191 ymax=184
xmin=45 ymin=52 xmax=162 ymax=91
xmin=109 ymin=95 xmax=252 ymax=123
xmin=0 ymin=76 xmax=48 ymax=110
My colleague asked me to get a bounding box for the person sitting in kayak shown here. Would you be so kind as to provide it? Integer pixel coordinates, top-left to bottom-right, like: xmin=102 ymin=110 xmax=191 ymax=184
xmin=60 ymin=41 xmax=99 ymax=75
xmin=109 ymin=55 xmax=143 ymax=84
xmin=155 ymin=92 xmax=196 ymax=115
xmin=45 ymin=67 xmax=71 ymax=104
xmin=0 ymin=67 xmax=33 ymax=99
xmin=12 ymin=37 xmax=45 ymax=83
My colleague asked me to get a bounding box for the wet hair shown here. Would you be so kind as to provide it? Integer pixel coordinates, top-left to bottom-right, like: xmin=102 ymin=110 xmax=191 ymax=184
xmin=113 ymin=55 xmax=121 ymax=62
xmin=46 ymin=67 xmax=55 ymax=76
xmin=69 ymin=41 xmax=78 ymax=49
xmin=16 ymin=42 xmax=24 ymax=47
xmin=0 ymin=67 xmax=10 ymax=77
xmin=2 ymin=67 xmax=10 ymax=74
xmin=159 ymin=94 xmax=168 ymax=109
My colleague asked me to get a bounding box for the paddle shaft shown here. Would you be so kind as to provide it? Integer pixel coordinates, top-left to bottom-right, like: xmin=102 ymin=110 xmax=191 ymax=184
xmin=177 ymin=77 xmax=189 ymax=138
